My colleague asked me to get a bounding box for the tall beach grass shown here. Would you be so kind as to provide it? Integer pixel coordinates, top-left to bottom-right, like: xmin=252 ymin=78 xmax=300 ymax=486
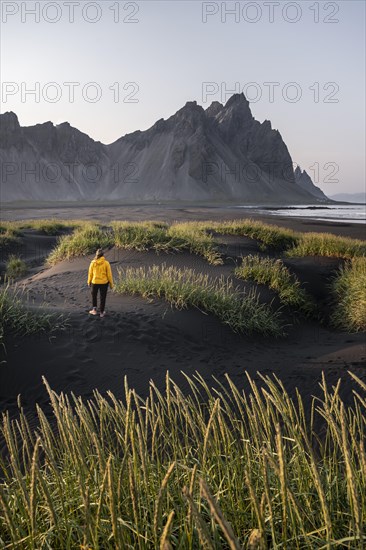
xmin=206 ymin=219 xmax=300 ymax=251
xmin=0 ymin=225 xmax=21 ymax=251
xmin=112 ymin=221 xmax=223 ymax=265
xmin=0 ymin=283 xmax=68 ymax=353
xmin=5 ymin=255 xmax=28 ymax=280
xmin=0 ymin=372 xmax=365 ymax=548
xmin=331 ymin=256 xmax=366 ymax=331
xmin=47 ymin=221 xmax=223 ymax=266
xmin=45 ymin=219 xmax=366 ymax=267
xmin=286 ymin=232 xmax=366 ymax=259
xmin=114 ymin=264 xmax=282 ymax=336
xmin=235 ymin=255 xmax=315 ymax=314
xmin=46 ymin=224 xmax=114 ymax=265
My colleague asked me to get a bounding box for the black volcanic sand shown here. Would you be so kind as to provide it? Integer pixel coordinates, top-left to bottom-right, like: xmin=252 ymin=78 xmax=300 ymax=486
xmin=0 ymin=206 xmax=365 ymax=434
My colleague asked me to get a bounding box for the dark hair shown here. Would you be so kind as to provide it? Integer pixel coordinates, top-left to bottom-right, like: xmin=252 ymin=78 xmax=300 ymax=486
xmin=95 ymin=248 xmax=104 ymax=259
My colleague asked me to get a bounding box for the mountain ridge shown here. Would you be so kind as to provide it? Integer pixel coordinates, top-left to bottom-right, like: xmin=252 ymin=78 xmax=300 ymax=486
xmin=0 ymin=93 xmax=329 ymax=203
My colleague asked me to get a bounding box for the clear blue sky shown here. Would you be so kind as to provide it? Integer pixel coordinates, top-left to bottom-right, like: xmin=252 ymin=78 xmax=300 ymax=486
xmin=1 ymin=0 xmax=365 ymax=195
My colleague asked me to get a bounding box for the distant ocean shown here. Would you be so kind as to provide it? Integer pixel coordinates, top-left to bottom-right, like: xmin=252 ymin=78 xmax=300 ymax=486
xmin=233 ymin=204 xmax=366 ymax=224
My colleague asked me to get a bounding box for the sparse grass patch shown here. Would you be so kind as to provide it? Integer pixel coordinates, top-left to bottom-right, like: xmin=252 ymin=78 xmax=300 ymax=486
xmin=0 ymin=225 xmax=21 ymax=250
xmin=112 ymin=220 xmax=172 ymax=251
xmin=46 ymin=223 xmax=114 ymax=265
xmin=5 ymin=255 xmax=28 ymax=279
xmin=287 ymin=232 xmax=366 ymax=259
xmin=115 ymin=264 xmax=282 ymax=336
xmin=19 ymin=219 xmax=82 ymax=235
xmin=0 ymin=283 xmax=67 ymax=352
xmin=112 ymin=221 xmax=223 ymax=265
xmin=202 ymin=219 xmax=300 ymax=251
xmin=15 ymin=219 xmax=86 ymax=234
xmin=235 ymin=255 xmax=316 ymax=314
xmin=331 ymin=256 xmax=366 ymax=331
xmin=0 ymin=372 xmax=365 ymax=548
xmin=168 ymin=222 xmax=223 ymax=265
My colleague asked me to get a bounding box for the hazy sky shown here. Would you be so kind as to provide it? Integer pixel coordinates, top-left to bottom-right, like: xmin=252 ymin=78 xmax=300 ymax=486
xmin=1 ymin=0 xmax=365 ymax=195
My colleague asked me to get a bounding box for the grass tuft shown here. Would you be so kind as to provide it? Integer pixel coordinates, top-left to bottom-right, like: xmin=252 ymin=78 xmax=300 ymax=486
xmin=287 ymin=232 xmax=366 ymax=259
xmin=331 ymin=256 xmax=366 ymax=331
xmin=21 ymin=219 xmax=80 ymax=235
xmin=0 ymin=372 xmax=365 ymax=548
xmin=167 ymin=222 xmax=223 ymax=265
xmin=235 ymin=255 xmax=316 ymax=314
xmin=114 ymin=264 xmax=283 ymax=336
xmin=204 ymin=219 xmax=300 ymax=251
xmin=0 ymin=283 xmax=68 ymax=353
xmin=0 ymin=225 xmax=21 ymax=251
xmin=112 ymin=220 xmax=170 ymax=252
xmin=5 ymin=255 xmax=28 ymax=279
xmin=46 ymin=223 xmax=113 ymax=265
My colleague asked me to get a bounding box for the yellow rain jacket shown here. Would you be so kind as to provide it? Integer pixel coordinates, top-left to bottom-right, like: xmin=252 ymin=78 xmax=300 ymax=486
xmin=88 ymin=256 xmax=114 ymax=288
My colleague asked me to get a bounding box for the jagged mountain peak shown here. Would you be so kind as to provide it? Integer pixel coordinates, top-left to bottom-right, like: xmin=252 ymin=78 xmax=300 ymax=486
xmin=0 ymin=97 xmax=329 ymax=203
xmin=205 ymin=101 xmax=223 ymax=118
xmin=1 ymin=111 xmax=20 ymax=128
xmin=294 ymin=165 xmax=328 ymax=201
xmin=225 ymin=92 xmax=250 ymax=108
xmin=56 ymin=121 xmax=71 ymax=128
xmin=295 ymin=165 xmax=302 ymax=175
xmin=215 ymin=92 xmax=253 ymax=129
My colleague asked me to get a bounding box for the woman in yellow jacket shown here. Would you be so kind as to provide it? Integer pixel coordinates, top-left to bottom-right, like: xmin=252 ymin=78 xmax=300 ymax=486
xmin=88 ymin=249 xmax=114 ymax=318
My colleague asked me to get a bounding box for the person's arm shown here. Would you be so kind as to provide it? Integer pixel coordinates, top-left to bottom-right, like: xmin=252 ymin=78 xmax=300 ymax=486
xmin=107 ymin=261 xmax=114 ymax=288
xmin=88 ymin=262 xmax=93 ymax=286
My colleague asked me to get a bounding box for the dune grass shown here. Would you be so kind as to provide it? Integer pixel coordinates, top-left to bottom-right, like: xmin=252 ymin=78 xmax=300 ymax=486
xmin=201 ymin=219 xmax=300 ymax=251
xmin=112 ymin=221 xmax=170 ymax=251
xmin=167 ymin=222 xmax=223 ymax=265
xmin=45 ymin=219 xmax=366 ymax=268
xmin=17 ymin=219 xmax=83 ymax=235
xmin=331 ymin=256 xmax=366 ymax=332
xmin=286 ymin=232 xmax=366 ymax=259
xmin=47 ymin=221 xmax=223 ymax=266
xmin=115 ymin=264 xmax=282 ymax=336
xmin=46 ymin=223 xmax=114 ymax=265
xmin=0 ymin=283 xmax=68 ymax=353
xmin=235 ymin=255 xmax=316 ymax=314
xmin=195 ymin=220 xmax=366 ymax=259
xmin=5 ymin=255 xmax=28 ymax=279
xmin=112 ymin=220 xmax=222 ymax=265
xmin=0 ymin=225 xmax=21 ymax=251
xmin=0 ymin=371 xmax=365 ymax=548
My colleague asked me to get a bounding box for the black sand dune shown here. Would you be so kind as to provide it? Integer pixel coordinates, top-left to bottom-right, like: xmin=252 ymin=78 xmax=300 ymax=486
xmin=1 ymin=209 xmax=365 ymax=433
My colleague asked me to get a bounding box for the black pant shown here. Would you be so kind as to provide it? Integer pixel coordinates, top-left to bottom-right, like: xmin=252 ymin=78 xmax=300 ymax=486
xmin=91 ymin=283 xmax=109 ymax=312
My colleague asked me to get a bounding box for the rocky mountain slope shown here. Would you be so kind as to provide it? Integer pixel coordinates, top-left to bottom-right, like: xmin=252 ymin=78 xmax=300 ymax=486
xmin=0 ymin=94 xmax=329 ymax=203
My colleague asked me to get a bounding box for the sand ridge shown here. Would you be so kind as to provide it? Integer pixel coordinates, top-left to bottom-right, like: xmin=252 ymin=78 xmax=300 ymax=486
xmin=1 ymin=213 xmax=365 ymax=427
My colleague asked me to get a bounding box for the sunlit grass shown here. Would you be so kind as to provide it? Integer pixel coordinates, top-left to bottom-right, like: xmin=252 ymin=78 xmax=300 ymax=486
xmin=16 ymin=219 xmax=84 ymax=235
xmin=201 ymin=219 xmax=300 ymax=251
xmin=48 ymin=221 xmax=223 ymax=266
xmin=167 ymin=222 xmax=223 ymax=265
xmin=0 ymin=372 xmax=365 ymax=548
xmin=331 ymin=256 xmax=366 ymax=331
xmin=287 ymin=232 xmax=366 ymax=259
xmin=46 ymin=224 xmax=114 ymax=265
xmin=115 ymin=263 xmax=283 ymax=336
xmin=112 ymin=220 xmax=170 ymax=251
xmin=235 ymin=255 xmax=316 ymax=314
